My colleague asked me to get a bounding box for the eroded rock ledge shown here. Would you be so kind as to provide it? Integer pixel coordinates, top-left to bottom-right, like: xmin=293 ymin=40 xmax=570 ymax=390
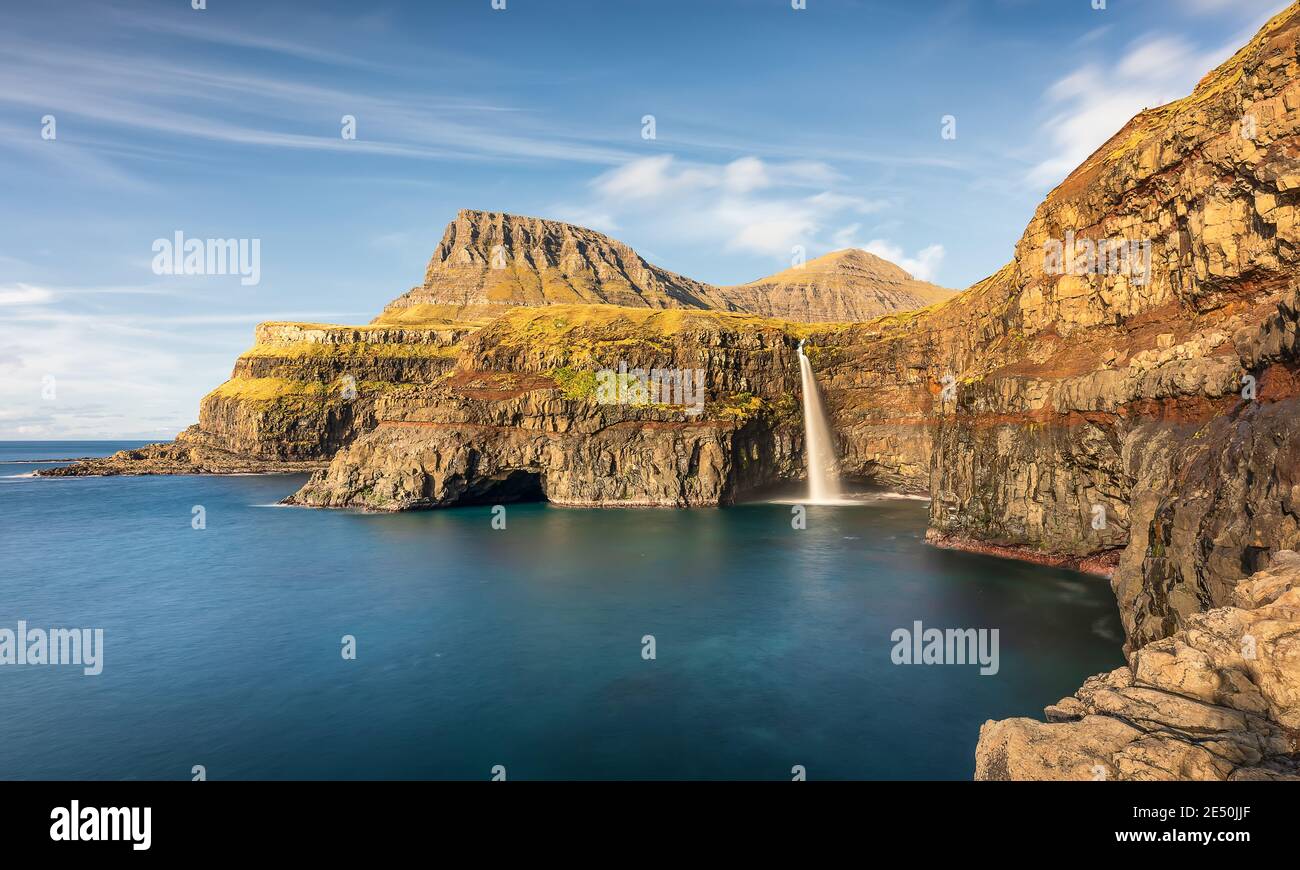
xmin=976 ymin=551 xmax=1300 ymax=781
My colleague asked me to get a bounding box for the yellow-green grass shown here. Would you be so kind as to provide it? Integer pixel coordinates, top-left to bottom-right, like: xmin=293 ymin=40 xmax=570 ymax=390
xmin=240 ymin=341 xmax=461 ymax=360
xmin=371 ymin=304 xmax=505 ymax=328
xmin=205 ymin=377 xmax=403 ymax=405
xmin=486 ymin=303 xmax=850 ymax=348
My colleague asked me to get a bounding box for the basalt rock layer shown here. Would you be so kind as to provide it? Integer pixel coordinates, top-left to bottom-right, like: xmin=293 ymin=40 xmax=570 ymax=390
xmin=43 ymin=322 xmax=467 ymax=475
xmin=381 ymin=209 xmax=733 ymax=315
xmin=49 ymin=217 xmax=950 ymax=481
xmin=956 ymin=4 xmax=1300 ymax=776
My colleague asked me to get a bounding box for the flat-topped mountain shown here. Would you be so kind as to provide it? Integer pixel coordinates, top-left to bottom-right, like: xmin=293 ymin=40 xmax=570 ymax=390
xmin=378 ymin=209 xmax=954 ymax=324
xmin=714 ymin=248 xmax=955 ymax=322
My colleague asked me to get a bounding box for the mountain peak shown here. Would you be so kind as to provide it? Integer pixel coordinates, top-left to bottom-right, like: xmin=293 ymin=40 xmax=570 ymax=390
xmin=713 ymin=248 xmax=956 ymax=321
xmin=753 ymin=248 xmax=917 ymax=284
xmin=378 ymin=213 xmax=956 ymax=324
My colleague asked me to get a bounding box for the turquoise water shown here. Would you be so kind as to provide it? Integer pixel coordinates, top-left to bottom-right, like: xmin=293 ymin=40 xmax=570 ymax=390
xmin=1 ymin=442 xmax=1122 ymax=780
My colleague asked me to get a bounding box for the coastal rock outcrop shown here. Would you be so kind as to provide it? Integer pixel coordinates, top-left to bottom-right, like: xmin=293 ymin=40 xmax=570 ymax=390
xmin=975 ymin=550 xmax=1300 ymax=781
xmin=47 ymin=218 xmax=954 ymax=480
xmin=287 ymin=306 xmax=807 ymax=509
xmin=45 ymin=321 xmax=467 ymax=475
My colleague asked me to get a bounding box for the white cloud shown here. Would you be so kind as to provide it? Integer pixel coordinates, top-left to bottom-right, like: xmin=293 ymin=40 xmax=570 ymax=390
xmin=1027 ymin=33 xmax=1240 ymax=188
xmin=723 ymin=156 xmax=769 ymax=194
xmin=1116 ymin=36 xmax=1196 ymax=80
xmin=859 ymin=240 xmax=947 ymax=283
xmin=593 ymin=155 xmax=718 ymax=201
xmin=0 ymin=284 xmax=54 ymax=306
xmin=0 ymin=29 xmax=636 ymax=184
xmin=0 ymin=292 xmax=368 ymax=438
xmin=568 ymin=155 xmax=889 ymax=260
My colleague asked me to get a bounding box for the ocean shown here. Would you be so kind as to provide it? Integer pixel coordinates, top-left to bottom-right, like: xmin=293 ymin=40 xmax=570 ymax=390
xmin=1 ymin=441 xmax=1122 ymax=780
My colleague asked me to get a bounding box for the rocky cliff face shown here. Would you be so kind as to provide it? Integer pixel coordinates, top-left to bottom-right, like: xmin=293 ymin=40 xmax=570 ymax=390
xmin=44 ymin=321 xmax=467 ymax=475
xmin=287 ymin=306 xmax=808 ymax=509
xmin=50 ymin=214 xmax=942 ymax=479
xmin=956 ymin=5 xmax=1300 ymax=775
xmin=381 ymin=209 xmax=732 ymax=316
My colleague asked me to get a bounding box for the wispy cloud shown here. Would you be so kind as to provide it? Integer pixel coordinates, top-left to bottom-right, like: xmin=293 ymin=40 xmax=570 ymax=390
xmin=858 ymin=239 xmax=946 ymax=283
xmin=0 ymin=297 xmax=369 ymax=437
xmin=559 ymin=154 xmax=894 ymax=261
xmin=0 ymin=25 xmax=633 ymax=182
xmin=0 ymin=284 xmax=55 ymax=306
xmin=107 ymin=5 xmax=385 ymax=70
xmin=1026 ymin=5 xmax=1284 ymax=189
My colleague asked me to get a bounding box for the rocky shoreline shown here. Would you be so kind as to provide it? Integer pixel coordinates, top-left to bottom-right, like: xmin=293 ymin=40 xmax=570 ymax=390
xmin=925 ymin=531 xmax=1123 ymax=579
xmin=36 ymin=431 xmax=326 ymax=477
xmin=977 ymin=551 xmax=1300 ymax=781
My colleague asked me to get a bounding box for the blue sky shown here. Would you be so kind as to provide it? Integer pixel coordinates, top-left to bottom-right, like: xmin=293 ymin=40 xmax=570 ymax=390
xmin=0 ymin=0 xmax=1289 ymax=438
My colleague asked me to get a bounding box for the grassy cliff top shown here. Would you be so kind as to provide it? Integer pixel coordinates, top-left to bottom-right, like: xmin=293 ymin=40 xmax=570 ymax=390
xmin=370 ymin=304 xmax=509 ymax=328
xmin=480 ymin=303 xmax=842 ymax=342
xmin=240 ymin=341 xmax=461 ymax=359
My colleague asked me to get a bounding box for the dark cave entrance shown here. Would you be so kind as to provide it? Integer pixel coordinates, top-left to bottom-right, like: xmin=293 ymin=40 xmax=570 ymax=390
xmin=458 ymin=469 xmax=547 ymax=506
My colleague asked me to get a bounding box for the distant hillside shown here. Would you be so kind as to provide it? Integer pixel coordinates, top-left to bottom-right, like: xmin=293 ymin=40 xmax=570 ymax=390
xmin=714 ymin=248 xmax=956 ymax=322
xmin=377 ymin=209 xmax=955 ymax=324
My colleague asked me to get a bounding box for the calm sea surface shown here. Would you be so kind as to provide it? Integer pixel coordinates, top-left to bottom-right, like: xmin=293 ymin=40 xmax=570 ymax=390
xmin=1 ymin=441 xmax=1122 ymax=780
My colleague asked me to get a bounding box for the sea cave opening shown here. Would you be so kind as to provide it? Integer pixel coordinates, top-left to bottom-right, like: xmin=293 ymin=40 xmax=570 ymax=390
xmin=456 ymin=469 xmax=547 ymax=506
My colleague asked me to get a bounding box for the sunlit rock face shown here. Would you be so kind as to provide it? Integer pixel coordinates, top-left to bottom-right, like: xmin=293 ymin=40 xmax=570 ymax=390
xmin=958 ymin=4 xmax=1300 ymax=778
xmin=976 ymin=550 xmax=1300 ymax=781
xmin=286 ymin=306 xmax=809 ymax=509
xmin=382 ymin=208 xmax=734 ymax=314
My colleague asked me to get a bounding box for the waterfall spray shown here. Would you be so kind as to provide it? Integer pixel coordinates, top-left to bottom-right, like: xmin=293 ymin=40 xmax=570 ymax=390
xmin=797 ymin=339 xmax=842 ymax=503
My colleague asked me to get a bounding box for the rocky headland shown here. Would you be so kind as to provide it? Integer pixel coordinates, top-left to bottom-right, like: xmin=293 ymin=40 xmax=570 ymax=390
xmin=43 ymin=3 xmax=1300 ymax=779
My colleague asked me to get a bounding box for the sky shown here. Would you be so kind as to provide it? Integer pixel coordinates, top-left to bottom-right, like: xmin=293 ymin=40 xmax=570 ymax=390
xmin=0 ymin=0 xmax=1290 ymax=439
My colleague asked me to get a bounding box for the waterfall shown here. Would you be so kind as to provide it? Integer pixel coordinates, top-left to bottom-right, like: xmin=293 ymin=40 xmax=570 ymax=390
xmin=797 ymin=339 xmax=842 ymax=503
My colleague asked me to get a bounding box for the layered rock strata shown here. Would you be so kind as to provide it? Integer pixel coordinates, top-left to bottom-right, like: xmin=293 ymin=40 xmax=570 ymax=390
xmin=714 ymin=248 xmax=955 ymax=323
xmin=44 ymin=322 xmax=467 ymax=475
xmin=287 ymin=307 xmax=807 ymax=509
